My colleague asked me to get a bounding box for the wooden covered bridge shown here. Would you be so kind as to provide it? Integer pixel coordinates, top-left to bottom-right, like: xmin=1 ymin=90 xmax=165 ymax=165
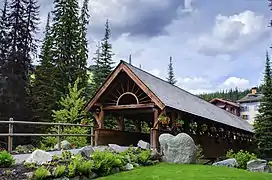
xmin=85 ymin=60 xmax=254 ymax=158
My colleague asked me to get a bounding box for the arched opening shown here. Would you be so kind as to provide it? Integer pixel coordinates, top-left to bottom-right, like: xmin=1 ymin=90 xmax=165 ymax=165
xmin=117 ymin=92 xmax=139 ymax=105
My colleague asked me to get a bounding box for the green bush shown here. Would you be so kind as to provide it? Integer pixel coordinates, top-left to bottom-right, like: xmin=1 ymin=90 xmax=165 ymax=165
xmin=33 ymin=166 xmax=51 ymax=180
xmin=226 ymin=149 xmax=257 ymax=169
xmin=54 ymin=165 xmax=66 ymax=178
xmin=0 ymin=150 xmax=15 ymax=168
xmin=269 ymin=161 xmax=272 ymax=167
xmin=138 ymin=150 xmax=152 ymax=165
xmin=40 ymin=126 xmax=88 ymax=150
xmin=92 ymin=150 xmax=125 ymax=176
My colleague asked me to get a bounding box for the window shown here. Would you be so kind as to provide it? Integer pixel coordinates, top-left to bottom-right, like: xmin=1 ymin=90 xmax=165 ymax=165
xmin=242 ymin=115 xmax=248 ymax=120
xmin=241 ymin=106 xmax=248 ymax=112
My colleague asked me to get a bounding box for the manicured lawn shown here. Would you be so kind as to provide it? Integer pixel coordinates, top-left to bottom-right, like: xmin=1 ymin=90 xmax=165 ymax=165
xmin=98 ymin=163 xmax=272 ymax=180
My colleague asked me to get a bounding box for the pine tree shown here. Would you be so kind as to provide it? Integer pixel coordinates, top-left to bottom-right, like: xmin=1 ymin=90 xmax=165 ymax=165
xmin=93 ymin=19 xmax=114 ymax=91
xmin=254 ymin=51 xmax=272 ymax=158
xmin=1 ymin=0 xmax=39 ymax=120
xmin=167 ymin=56 xmax=177 ymax=85
xmin=32 ymin=12 xmax=56 ymax=122
xmin=50 ymin=0 xmax=88 ymax=98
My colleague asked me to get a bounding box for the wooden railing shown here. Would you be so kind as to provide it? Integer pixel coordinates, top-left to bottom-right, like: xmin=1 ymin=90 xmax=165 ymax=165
xmin=0 ymin=118 xmax=94 ymax=152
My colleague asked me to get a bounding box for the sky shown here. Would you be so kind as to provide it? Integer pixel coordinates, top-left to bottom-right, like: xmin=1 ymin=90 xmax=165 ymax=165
xmin=1 ymin=0 xmax=272 ymax=94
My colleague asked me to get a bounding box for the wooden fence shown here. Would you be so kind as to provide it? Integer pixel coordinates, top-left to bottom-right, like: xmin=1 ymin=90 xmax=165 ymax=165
xmin=0 ymin=118 xmax=94 ymax=152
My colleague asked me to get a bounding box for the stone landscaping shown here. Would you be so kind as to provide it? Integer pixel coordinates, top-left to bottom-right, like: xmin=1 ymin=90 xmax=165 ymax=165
xmin=0 ymin=133 xmax=271 ymax=180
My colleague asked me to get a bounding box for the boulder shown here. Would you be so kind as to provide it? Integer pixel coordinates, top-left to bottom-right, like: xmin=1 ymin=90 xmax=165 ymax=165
xmin=247 ymin=159 xmax=271 ymax=173
xmin=54 ymin=140 xmax=71 ymax=150
xmin=123 ymin=163 xmax=134 ymax=171
xmin=137 ymin=140 xmax=150 ymax=150
xmin=25 ymin=149 xmax=53 ymax=165
xmin=159 ymin=133 xmax=196 ymax=164
xmin=212 ymin=158 xmax=238 ymax=168
xmin=78 ymin=146 xmax=95 ymax=159
xmin=108 ymin=144 xmax=129 ymax=153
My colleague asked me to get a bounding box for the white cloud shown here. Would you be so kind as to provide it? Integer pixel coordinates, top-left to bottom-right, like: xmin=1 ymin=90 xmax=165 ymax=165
xmin=149 ymin=69 xmax=161 ymax=77
xmin=190 ymin=10 xmax=270 ymax=55
xmin=219 ymin=77 xmax=251 ymax=89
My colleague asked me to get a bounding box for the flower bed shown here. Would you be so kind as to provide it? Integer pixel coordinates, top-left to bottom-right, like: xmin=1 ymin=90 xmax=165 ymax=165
xmin=0 ymin=146 xmax=159 ymax=180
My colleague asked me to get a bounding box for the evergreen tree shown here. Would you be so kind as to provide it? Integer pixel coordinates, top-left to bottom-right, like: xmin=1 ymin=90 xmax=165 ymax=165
xmin=254 ymin=51 xmax=272 ymax=158
xmin=167 ymin=56 xmax=177 ymax=85
xmin=32 ymin=12 xmax=56 ymax=122
xmin=1 ymin=0 xmax=39 ymax=120
xmin=50 ymin=0 xmax=88 ymax=98
xmin=93 ymin=19 xmax=114 ymax=91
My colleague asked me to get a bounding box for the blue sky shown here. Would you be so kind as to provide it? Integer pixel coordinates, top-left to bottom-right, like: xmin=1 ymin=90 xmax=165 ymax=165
xmin=1 ymin=0 xmax=272 ymax=94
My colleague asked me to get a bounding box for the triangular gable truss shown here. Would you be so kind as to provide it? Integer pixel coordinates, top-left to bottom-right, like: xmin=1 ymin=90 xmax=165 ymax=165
xmin=85 ymin=61 xmax=165 ymax=112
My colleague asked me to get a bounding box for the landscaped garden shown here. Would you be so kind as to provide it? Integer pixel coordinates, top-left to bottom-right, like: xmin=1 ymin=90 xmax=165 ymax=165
xmin=99 ymin=163 xmax=272 ymax=180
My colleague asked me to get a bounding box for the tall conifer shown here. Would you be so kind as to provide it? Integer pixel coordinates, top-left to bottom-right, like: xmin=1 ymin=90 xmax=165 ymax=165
xmin=167 ymin=56 xmax=177 ymax=85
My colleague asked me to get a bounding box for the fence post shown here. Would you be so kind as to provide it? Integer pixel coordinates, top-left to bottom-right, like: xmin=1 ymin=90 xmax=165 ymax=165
xmin=91 ymin=125 xmax=94 ymax=146
xmin=8 ymin=118 xmax=13 ymax=152
xmin=57 ymin=124 xmax=61 ymax=150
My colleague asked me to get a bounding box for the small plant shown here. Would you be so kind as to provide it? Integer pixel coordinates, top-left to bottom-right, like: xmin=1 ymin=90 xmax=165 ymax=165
xmin=23 ymin=162 xmax=37 ymax=169
xmin=196 ymin=144 xmax=204 ymax=163
xmin=269 ymin=161 xmax=272 ymax=167
xmin=33 ymin=166 xmax=51 ymax=180
xmin=54 ymin=165 xmax=66 ymax=178
xmin=158 ymin=115 xmax=170 ymax=125
xmin=61 ymin=150 xmax=73 ymax=160
xmin=226 ymin=149 xmax=257 ymax=169
xmin=138 ymin=150 xmax=152 ymax=166
xmin=78 ymin=160 xmax=93 ymax=176
xmin=0 ymin=150 xmax=15 ymax=168
xmin=176 ymin=119 xmax=184 ymax=127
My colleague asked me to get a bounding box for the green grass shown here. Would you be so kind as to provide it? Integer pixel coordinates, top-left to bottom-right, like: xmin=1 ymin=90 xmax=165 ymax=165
xmin=98 ymin=163 xmax=272 ymax=180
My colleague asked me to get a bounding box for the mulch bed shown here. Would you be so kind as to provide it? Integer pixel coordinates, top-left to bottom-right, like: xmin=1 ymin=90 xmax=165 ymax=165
xmin=0 ymin=164 xmax=35 ymax=180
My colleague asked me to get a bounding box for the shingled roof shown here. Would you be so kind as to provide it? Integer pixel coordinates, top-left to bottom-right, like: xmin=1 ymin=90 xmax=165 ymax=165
xmin=125 ymin=62 xmax=253 ymax=133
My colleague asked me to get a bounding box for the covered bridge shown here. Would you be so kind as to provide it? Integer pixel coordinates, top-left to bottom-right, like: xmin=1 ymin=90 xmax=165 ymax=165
xmin=85 ymin=60 xmax=254 ymax=158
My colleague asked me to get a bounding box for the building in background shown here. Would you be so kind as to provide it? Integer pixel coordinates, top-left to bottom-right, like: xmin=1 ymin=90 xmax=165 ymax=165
xmin=210 ymin=98 xmax=240 ymax=116
xmin=237 ymin=87 xmax=263 ymax=124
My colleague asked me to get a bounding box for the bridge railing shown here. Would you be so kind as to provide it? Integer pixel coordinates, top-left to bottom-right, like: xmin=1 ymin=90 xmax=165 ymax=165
xmin=0 ymin=118 xmax=94 ymax=152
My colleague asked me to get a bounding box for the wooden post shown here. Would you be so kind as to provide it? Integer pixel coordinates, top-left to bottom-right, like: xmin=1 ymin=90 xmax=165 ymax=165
xmin=8 ymin=118 xmax=13 ymax=152
xmin=117 ymin=116 xmax=124 ymax=131
xmin=91 ymin=125 xmax=94 ymax=146
xmin=171 ymin=111 xmax=176 ymax=128
xmin=57 ymin=124 xmax=61 ymax=150
xmin=151 ymin=108 xmax=159 ymax=150
xmin=99 ymin=108 xmax=104 ymax=129
xmin=135 ymin=120 xmax=141 ymax=132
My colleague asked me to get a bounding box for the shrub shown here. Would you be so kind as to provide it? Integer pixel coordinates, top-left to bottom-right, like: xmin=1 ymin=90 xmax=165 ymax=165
xmin=138 ymin=150 xmax=152 ymax=166
xmin=68 ymin=154 xmax=84 ymax=177
xmin=196 ymin=144 xmax=204 ymax=163
xmin=92 ymin=150 xmax=125 ymax=176
xmin=78 ymin=160 xmax=93 ymax=177
xmin=0 ymin=150 xmax=15 ymax=168
xmin=33 ymin=166 xmax=51 ymax=180
xmin=54 ymin=165 xmax=66 ymax=178
xmin=226 ymin=149 xmax=257 ymax=169
xmin=269 ymin=161 xmax=272 ymax=167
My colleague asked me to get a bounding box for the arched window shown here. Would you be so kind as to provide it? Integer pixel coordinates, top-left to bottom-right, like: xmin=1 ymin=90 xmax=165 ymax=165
xmin=116 ymin=92 xmax=139 ymax=105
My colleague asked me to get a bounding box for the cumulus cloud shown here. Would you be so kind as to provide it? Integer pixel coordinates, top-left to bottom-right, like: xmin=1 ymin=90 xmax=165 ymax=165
xmin=219 ymin=77 xmax=251 ymax=90
xmin=190 ymin=10 xmax=270 ymax=55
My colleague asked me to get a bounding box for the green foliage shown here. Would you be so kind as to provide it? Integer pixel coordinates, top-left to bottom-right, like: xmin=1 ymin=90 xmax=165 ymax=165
xmin=67 ymin=154 xmax=93 ymax=177
xmin=167 ymin=56 xmax=177 ymax=85
xmin=254 ymin=52 xmax=272 ymax=158
xmin=23 ymin=162 xmax=37 ymax=169
xmin=0 ymin=150 xmax=15 ymax=168
xmin=93 ymin=19 xmax=114 ymax=91
xmin=226 ymin=149 xmax=257 ymax=169
xmin=40 ymin=126 xmax=88 ymax=149
xmin=52 ymin=78 xmax=90 ymax=124
xmin=54 ymin=165 xmax=66 ymax=178
xmin=33 ymin=166 xmax=51 ymax=180
xmin=78 ymin=160 xmax=93 ymax=177
xmin=269 ymin=161 xmax=272 ymax=167
xmin=196 ymin=144 xmax=204 ymax=163
xmin=92 ymin=150 xmax=125 ymax=176
xmin=138 ymin=150 xmax=152 ymax=165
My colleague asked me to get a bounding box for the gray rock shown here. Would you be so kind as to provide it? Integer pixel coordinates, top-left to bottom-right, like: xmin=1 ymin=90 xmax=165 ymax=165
xmin=212 ymin=158 xmax=238 ymax=168
xmin=89 ymin=172 xmax=98 ymax=179
xmin=137 ymin=140 xmax=150 ymax=150
xmin=124 ymin=163 xmax=134 ymax=171
xmin=111 ymin=167 xmax=120 ymax=174
xmin=23 ymin=172 xmax=34 ymax=179
xmin=159 ymin=133 xmax=196 ymax=164
xmin=25 ymin=149 xmax=53 ymax=165
xmin=108 ymin=144 xmax=129 ymax=153
xmin=15 ymin=145 xmax=35 ymax=153
xmin=79 ymin=146 xmax=95 ymax=158
xmin=54 ymin=140 xmax=71 ymax=150
xmin=125 ymin=155 xmax=131 ymax=163
xmin=247 ymin=159 xmax=270 ymax=173
xmin=150 ymin=148 xmax=162 ymax=161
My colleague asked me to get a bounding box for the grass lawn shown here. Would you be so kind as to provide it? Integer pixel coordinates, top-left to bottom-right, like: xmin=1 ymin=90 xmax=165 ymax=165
xmin=98 ymin=163 xmax=272 ymax=180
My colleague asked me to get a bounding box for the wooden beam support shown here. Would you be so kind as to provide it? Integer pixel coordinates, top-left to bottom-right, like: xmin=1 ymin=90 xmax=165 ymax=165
xmin=117 ymin=116 xmax=125 ymax=131
xmin=103 ymin=103 xmax=155 ymax=110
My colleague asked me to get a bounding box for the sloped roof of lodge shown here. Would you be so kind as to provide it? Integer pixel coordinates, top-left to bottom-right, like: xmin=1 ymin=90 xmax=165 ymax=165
xmin=87 ymin=60 xmax=253 ymax=133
